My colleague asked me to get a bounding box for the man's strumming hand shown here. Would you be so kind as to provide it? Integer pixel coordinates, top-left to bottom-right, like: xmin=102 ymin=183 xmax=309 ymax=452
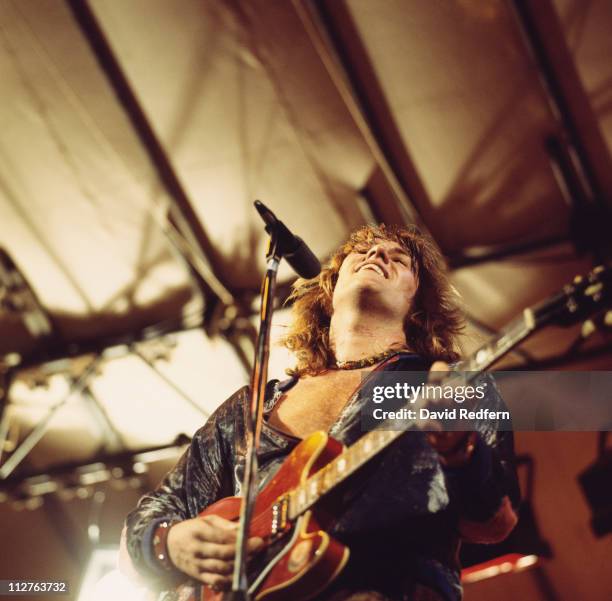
xmin=166 ymin=514 xmax=264 ymax=590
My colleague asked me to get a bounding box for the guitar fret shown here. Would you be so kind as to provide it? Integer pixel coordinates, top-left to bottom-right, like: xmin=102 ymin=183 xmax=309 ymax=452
xmin=320 ymin=466 xmax=331 ymax=492
xmin=308 ymin=476 xmax=319 ymax=499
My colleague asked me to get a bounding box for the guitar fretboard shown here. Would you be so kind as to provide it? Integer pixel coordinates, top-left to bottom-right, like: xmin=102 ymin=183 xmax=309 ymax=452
xmin=288 ymin=427 xmax=401 ymax=519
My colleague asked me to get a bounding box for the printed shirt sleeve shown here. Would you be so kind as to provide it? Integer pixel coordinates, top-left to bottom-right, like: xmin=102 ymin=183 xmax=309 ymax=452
xmin=444 ymin=373 xmax=521 ymax=544
xmin=124 ymin=387 xmax=245 ymax=587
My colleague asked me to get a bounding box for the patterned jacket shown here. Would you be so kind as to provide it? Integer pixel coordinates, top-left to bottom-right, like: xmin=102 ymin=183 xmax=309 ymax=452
xmin=125 ymin=352 xmax=520 ymax=601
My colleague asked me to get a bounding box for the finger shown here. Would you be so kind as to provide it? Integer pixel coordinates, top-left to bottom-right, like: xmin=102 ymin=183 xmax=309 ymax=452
xmin=199 ymin=573 xmax=231 ymax=590
xmin=197 ymin=559 xmax=233 ymax=575
xmin=428 ymin=361 xmax=450 ymax=384
xmin=199 ymin=542 xmax=236 ymax=560
xmin=197 ymin=518 xmax=238 ymax=544
xmin=431 ymin=360 xmax=450 ymax=372
xmin=247 ymin=537 xmax=265 ymax=553
xmin=202 ymin=514 xmax=238 ymax=530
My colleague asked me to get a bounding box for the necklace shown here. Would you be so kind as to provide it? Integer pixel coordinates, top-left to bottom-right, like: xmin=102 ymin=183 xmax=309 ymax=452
xmin=334 ymin=348 xmax=404 ymax=370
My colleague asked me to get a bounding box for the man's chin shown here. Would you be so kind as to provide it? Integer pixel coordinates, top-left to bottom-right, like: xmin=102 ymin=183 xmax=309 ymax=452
xmin=349 ymin=285 xmax=396 ymax=311
xmin=346 ymin=280 xmax=384 ymax=298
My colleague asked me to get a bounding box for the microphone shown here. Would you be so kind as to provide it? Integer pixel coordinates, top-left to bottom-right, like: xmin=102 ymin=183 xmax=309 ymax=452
xmin=254 ymin=200 xmax=321 ymax=279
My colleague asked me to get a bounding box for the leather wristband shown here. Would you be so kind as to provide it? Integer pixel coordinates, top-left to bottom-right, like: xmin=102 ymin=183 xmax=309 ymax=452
xmin=152 ymin=520 xmax=179 ymax=571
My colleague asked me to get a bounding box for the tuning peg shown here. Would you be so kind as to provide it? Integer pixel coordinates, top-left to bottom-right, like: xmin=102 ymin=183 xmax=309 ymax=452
xmin=581 ymin=320 xmax=596 ymax=338
xmin=585 ymin=282 xmax=603 ymax=302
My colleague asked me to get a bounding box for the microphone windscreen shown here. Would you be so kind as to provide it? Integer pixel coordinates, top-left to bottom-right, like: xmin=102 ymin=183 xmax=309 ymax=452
xmin=284 ymin=237 xmax=321 ymax=279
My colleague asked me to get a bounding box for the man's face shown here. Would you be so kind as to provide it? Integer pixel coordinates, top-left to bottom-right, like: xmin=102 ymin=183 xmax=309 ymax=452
xmin=332 ymin=238 xmax=419 ymax=321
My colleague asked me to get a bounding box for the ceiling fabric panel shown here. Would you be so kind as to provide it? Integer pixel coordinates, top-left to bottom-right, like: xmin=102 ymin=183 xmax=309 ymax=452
xmin=90 ymin=0 xmax=378 ymax=289
xmin=344 ymin=0 xmax=571 ymax=252
xmin=0 ymin=0 xmax=196 ymax=353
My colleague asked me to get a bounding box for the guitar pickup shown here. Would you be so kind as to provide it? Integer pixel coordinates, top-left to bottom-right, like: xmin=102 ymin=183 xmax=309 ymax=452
xmin=271 ymin=495 xmax=291 ymax=535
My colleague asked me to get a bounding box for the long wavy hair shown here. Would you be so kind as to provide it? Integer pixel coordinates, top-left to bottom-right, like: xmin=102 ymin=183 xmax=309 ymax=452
xmin=281 ymin=224 xmax=464 ymax=376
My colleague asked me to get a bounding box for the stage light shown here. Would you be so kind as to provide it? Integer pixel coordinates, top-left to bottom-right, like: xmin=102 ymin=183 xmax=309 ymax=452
xmin=77 ymin=547 xmax=147 ymax=601
xmin=462 ymin=553 xmax=539 ymax=584
xmin=76 ymin=546 xmax=116 ymax=601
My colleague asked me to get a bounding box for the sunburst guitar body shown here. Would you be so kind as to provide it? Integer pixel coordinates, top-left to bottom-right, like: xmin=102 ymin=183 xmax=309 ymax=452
xmin=177 ymin=431 xmax=350 ymax=601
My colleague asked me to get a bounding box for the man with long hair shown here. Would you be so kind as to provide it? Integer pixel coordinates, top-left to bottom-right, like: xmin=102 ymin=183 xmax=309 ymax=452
xmin=123 ymin=224 xmax=519 ymax=601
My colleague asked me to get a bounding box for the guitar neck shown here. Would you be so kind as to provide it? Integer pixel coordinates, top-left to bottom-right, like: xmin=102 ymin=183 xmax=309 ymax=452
xmin=455 ymin=308 xmax=536 ymax=374
xmin=287 ymin=308 xmax=537 ymax=520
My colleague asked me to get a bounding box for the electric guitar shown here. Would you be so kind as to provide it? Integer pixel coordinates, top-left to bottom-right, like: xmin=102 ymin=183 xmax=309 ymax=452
xmin=176 ymin=264 xmax=611 ymax=601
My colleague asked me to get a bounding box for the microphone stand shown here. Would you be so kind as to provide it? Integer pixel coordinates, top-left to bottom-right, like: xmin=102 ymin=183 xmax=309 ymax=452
xmin=224 ymin=216 xmax=283 ymax=601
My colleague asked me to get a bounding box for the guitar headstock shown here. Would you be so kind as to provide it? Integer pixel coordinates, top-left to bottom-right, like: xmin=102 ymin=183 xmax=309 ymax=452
xmin=533 ymin=264 xmax=612 ymax=328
